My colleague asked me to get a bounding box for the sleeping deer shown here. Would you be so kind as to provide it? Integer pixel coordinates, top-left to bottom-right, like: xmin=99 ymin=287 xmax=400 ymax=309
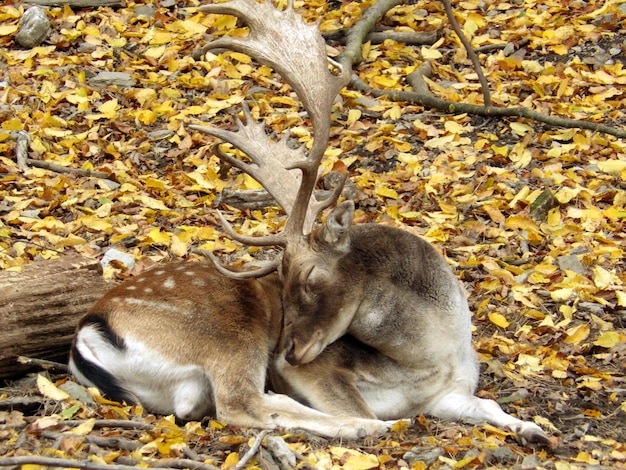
xmin=70 ymin=0 xmax=549 ymax=444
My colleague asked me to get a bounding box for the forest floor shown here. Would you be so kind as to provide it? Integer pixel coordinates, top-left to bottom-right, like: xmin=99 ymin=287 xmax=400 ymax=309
xmin=1 ymin=0 xmax=625 ymax=468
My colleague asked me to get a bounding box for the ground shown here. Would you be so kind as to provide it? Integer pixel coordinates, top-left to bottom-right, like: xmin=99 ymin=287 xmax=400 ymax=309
xmin=0 ymin=0 xmax=625 ymax=468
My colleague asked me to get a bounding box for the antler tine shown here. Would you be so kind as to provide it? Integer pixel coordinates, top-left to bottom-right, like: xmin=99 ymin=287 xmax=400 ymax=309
xmin=200 ymin=0 xmax=350 ymax=239
xmin=214 ymin=209 xmax=286 ymax=247
xmin=189 ymin=103 xmax=305 ymax=216
xmin=194 ymin=248 xmax=282 ymax=279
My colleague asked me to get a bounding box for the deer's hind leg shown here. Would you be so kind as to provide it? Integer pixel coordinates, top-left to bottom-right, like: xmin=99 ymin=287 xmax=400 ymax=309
xmin=428 ymin=393 xmax=549 ymax=444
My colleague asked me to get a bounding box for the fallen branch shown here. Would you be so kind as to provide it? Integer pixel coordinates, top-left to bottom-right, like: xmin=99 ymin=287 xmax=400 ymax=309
xmin=0 ymin=456 xmax=156 ymax=470
xmin=406 ymin=62 xmax=433 ymax=96
xmin=0 ymin=456 xmax=219 ymax=470
xmin=24 ymin=0 xmax=121 ymax=6
xmin=26 ymin=158 xmax=118 ymax=182
xmin=323 ymin=29 xmax=437 ymax=46
xmin=5 ymin=131 xmax=118 ymax=182
xmin=337 ymin=0 xmax=626 ymax=138
xmin=339 ymin=0 xmax=405 ymax=68
xmin=350 ymin=75 xmax=626 ymax=137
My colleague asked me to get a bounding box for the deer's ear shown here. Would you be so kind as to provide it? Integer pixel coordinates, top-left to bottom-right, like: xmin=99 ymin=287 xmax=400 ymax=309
xmin=320 ymin=200 xmax=354 ymax=251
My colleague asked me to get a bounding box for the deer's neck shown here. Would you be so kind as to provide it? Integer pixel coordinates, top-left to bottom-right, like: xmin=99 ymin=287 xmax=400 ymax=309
xmin=344 ymin=225 xmax=473 ymax=364
xmin=255 ymin=273 xmax=285 ymax=350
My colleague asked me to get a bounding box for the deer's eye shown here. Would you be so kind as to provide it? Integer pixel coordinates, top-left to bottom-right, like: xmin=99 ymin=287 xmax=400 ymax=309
xmin=304 ymin=265 xmax=318 ymax=297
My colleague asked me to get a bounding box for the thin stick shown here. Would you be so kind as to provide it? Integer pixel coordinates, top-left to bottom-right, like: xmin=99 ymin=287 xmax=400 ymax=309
xmin=26 ymin=158 xmax=118 ymax=182
xmin=17 ymin=356 xmax=68 ymax=372
xmin=235 ymin=429 xmax=270 ymax=470
xmin=0 ymin=456 xmax=164 ymax=470
xmin=440 ymin=0 xmax=492 ymax=106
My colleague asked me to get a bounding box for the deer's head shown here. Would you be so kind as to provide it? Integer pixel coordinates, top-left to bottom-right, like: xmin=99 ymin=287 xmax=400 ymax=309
xmin=190 ymin=0 xmax=354 ymax=366
xmin=278 ymin=201 xmax=357 ymax=365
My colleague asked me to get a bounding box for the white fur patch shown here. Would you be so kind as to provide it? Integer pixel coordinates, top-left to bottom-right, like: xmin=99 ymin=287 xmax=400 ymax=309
xmin=72 ymin=325 xmax=213 ymax=420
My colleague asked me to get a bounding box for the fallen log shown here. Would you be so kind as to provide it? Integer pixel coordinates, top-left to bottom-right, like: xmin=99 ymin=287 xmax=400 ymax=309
xmin=0 ymin=256 xmax=111 ymax=381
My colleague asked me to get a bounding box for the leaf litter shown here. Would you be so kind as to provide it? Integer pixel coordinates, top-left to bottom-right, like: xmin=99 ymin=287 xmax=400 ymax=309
xmin=0 ymin=0 xmax=625 ymax=468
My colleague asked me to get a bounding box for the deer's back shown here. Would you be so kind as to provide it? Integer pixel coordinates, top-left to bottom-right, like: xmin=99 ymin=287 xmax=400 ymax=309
xmin=348 ymin=224 xmax=465 ymax=304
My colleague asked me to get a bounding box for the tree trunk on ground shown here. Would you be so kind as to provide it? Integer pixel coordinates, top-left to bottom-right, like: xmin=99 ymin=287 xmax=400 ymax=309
xmin=0 ymin=256 xmax=111 ymax=381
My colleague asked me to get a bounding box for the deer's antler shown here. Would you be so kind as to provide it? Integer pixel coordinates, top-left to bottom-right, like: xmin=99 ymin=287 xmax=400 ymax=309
xmin=191 ymin=0 xmax=350 ymax=274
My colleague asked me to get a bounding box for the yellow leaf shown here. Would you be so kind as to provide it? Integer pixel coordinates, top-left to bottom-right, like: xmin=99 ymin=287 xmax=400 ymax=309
xmin=425 ymin=134 xmax=454 ymax=149
xmin=616 ymin=290 xmax=626 ymax=307
xmin=347 ymin=109 xmax=361 ymax=126
xmin=135 ymin=88 xmax=157 ymax=106
xmin=376 ymin=185 xmax=398 ymax=199
xmin=509 ymin=144 xmax=532 ymax=168
xmin=593 ymin=331 xmax=624 ymax=349
xmin=135 ymin=109 xmax=158 ymax=126
xmin=98 ymin=99 xmax=119 ymax=119
xmin=387 ymin=105 xmax=402 ymax=120
xmin=0 ymin=24 xmax=18 ymax=36
xmin=597 ymin=159 xmax=626 ymax=174
xmin=145 ymin=45 xmax=166 ymax=59
xmin=592 ymin=265 xmax=615 ymax=289
xmin=222 ymin=451 xmax=240 ymax=469
xmin=65 ymin=418 xmax=96 ymax=436
xmin=505 ymin=215 xmax=539 ymax=232
xmin=488 ymin=312 xmax=510 ymax=328
xmin=573 ymin=452 xmax=599 ymax=465
xmin=243 ymin=173 xmax=264 ymax=190
xmin=550 ymin=44 xmax=568 ymax=55
xmin=213 ymin=15 xmax=237 ymax=30
xmin=444 ymin=120 xmax=465 ymax=134
xmin=138 ymin=195 xmax=169 ymax=211
xmin=330 ymin=447 xmax=378 ymax=470
xmin=510 ymin=122 xmax=533 ymax=136
xmin=371 ymin=75 xmax=398 ymax=88
xmin=421 ymin=46 xmax=442 ymax=59
xmin=1 ymin=118 xmax=23 ymax=130
xmin=37 ymin=374 xmax=70 ymax=401
xmin=170 ymin=234 xmax=188 ymax=257
xmin=555 ymin=186 xmax=580 ymax=204
xmin=564 ymin=324 xmax=590 ymax=345
xmin=147 ymin=227 xmax=171 ymax=244
xmin=390 ymin=420 xmax=409 ymax=432
xmin=463 ymin=18 xmax=478 ymax=36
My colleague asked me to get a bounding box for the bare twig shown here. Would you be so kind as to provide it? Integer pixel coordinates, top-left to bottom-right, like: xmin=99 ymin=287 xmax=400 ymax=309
xmin=0 ymin=456 xmax=218 ymax=470
xmin=17 ymin=356 xmax=68 ymax=372
xmin=62 ymin=419 xmax=155 ymax=430
xmin=24 ymin=0 xmax=121 ymax=6
xmin=440 ymin=0 xmax=491 ymax=106
xmin=42 ymin=431 xmax=142 ymax=451
xmin=0 ymin=396 xmax=43 ymax=412
xmin=323 ymin=29 xmax=437 ymax=46
xmin=0 ymin=456 xmax=159 ymax=470
xmin=235 ymin=429 xmax=270 ymax=470
xmin=148 ymin=459 xmax=219 ymax=470
xmin=26 ymin=158 xmax=118 ymax=182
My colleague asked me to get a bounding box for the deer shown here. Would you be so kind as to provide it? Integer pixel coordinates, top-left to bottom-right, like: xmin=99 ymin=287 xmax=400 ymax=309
xmin=69 ymin=0 xmax=549 ymax=444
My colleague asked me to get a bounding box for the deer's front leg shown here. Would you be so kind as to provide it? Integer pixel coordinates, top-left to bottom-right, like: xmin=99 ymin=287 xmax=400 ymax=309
xmin=270 ymin=337 xmax=380 ymax=419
